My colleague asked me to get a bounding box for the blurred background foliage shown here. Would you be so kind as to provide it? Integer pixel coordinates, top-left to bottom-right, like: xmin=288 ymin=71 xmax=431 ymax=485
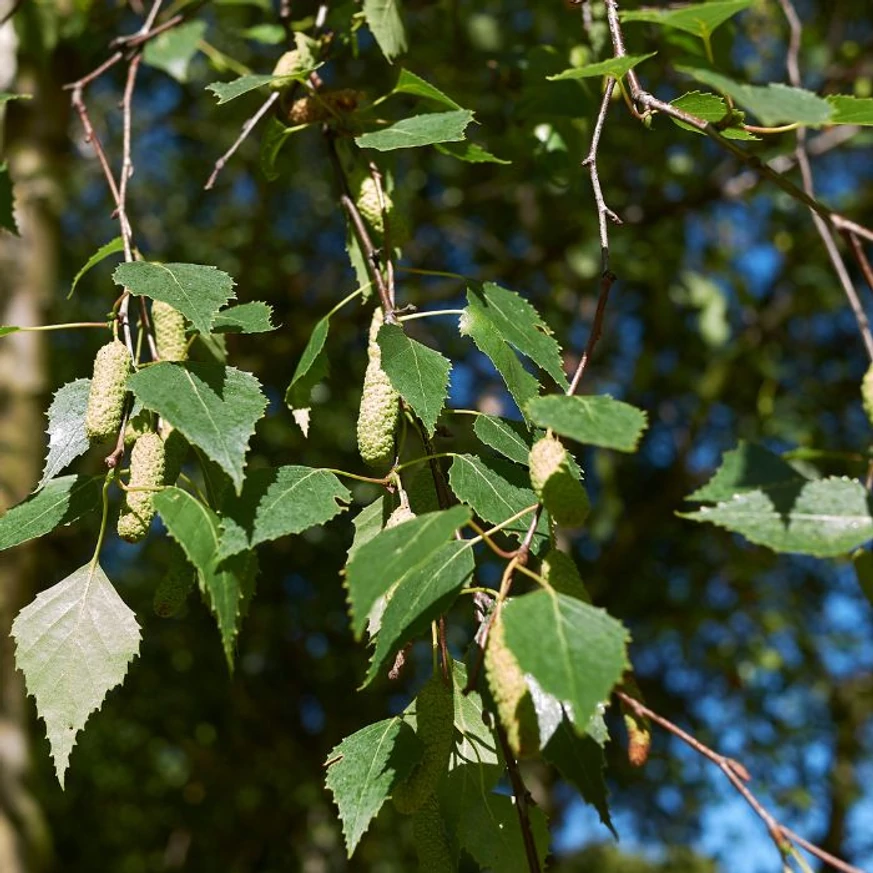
xmin=1 ymin=0 xmax=873 ymax=870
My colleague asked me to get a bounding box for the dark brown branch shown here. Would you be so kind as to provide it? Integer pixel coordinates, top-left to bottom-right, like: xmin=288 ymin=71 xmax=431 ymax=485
xmin=567 ymin=270 xmax=615 ymax=396
xmin=616 ymin=692 xmax=865 ymax=873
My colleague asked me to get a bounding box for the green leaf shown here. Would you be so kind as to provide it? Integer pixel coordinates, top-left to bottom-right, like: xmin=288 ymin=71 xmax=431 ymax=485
xmin=468 ymin=283 xmax=567 ymax=388
xmin=827 ymin=95 xmax=873 ymax=126
xmin=347 ymin=498 xmax=388 ymax=564
xmin=473 ymin=414 xmax=532 ymax=466
xmin=154 ymin=487 xmax=255 ymax=665
xmin=0 ymin=475 xmax=103 ymax=553
xmin=259 ymin=116 xmax=294 ymax=181
xmin=502 ymin=591 xmax=629 ymax=734
xmin=114 ymin=261 xmax=235 ymax=336
xmin=212 ymin=301 xmax=277 ymax=334
xmin=356 ymin=110 xmax=474 ymax=151
xmin=242 ymin=23 xmax=286 ymax=44
xmin=681 ymin=476 xmax=873 ymax=558
xmin=142 ymin=20 xmax=206 ymax=82
xmin=460 ymin=299 xmax=541 ymax=421
xmin=39 ymin=379 xmax=92 ymax=487
xmin=363 ymin=0 xmax=407 ymax=62
xmin=547 ymin=52 xmax=657 ymax=81
xmin=128 ymin=362 xmax=267 ymax=494
xmin=364 ymin=540 xmax=475 ymax=686
xmin=285 ymin=314 xmax=330 ymax=434
xmin=671 ymin=91 xmax=759 ymax=140
xmin=686 ymin=441 xmax=803 ymax=503
xmin=68 ymin=237 xmax=124 ymax=298
xmin=449 ymin=454 xmax=548 ymax=547
xmin=434 ymin=141 xmax=510 ymax=164
xmin=621 ymin=0 xmax=753 ymax=40
xmin=325 ymin=717 xmax=421 ymax=856
xmin=543 ymin=718 xmax=616 ymax=837
xmin=451 ymin=661 xmax=500 ymax=768
xmin=0 ymin=326 xmax=20 ymax=337
xmin=377 ymin=324 xmax=451 ymax=436
xmin=345 ymin=505 xmax=471 ymax=640
xmin=0 ymin=92 xmax=32 ymax=105
xmin=441 ymin=764 xmax=550 ymax=873
xmin=206 ymin=74 xmax=275 ymax=104
xmin=526 ymin=394 xmax=648 ymax=452
xmin=217 ymin=466 xmax=351 ymax=561
xmin=11 ymin=562 xmax=140 ymax=786
xmin=677 ymin=66 xmax=833 ymax=126
xmin=0 ymin=162 xmax=16 ymax=235
xmin=392 ymin=69 xmax=461 ymax=109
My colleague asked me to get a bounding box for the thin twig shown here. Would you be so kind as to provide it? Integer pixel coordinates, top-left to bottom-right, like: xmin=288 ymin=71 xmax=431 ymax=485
xmin=567 ymin=270 xmax=615 ymax=396
xmin=616 ymin=692 xmax=865 ymax=873
xmin=776 ymin=0 xmax=873 ymax=362
xmin=204 ymin=92 xmax=279 ymax=190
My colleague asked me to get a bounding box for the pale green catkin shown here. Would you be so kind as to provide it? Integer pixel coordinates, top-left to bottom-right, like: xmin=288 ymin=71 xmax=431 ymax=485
xmin=529 ymin=435 xmax=590 ymax=528
xmin=356 ymin=309 xmax=399 ymax=467
xmin=85 ymin=339 xmax=131 ymax=442
xmin=151 ymin=300 xmax=188 ymax=362
xmin=117 ymin=432 xmax=165 ymax=543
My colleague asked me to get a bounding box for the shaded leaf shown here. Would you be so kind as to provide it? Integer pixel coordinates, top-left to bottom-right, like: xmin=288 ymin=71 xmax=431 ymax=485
xmin=356 ymin=111 xmax=474 ymax=151
xmin=345 ymin=505 xmax=471 ymax=639
xmin=285 ymin=314 xmax=330 ymax=434
xmin=218 ymin=465 xmax=351 ymax=560
xmin=364 ymin=541 xmax=475 ymax=685
xmin=128 ymin=362 xmax=267 ymax=493
xmin=377 ymin=323 xmax=451 ymax=436
xmin=143 ymin=20 xmax=206 ymax=82
xmin=347 ymin=498 xmax=388 ymax=564
xmin=11 ymin=562 xmax=140 ymax=786
xmin=260 ymin=116 xmax=294 ymax=181
xmin=363 ymin=0 xmax=407 ymax=63
xmin=39 ymin=378 xmax=92 ymax=487
xmin=212 ymin=301 xmax=277 ymax=334
xmin=526 ymin=394 xmax=648 ymax=452
xmin=671 ymin=91 xmax=758 ymax=140
xmin=0 ymin=162 xmax=16 ymax=235
xmin=681 ymin=476 xmax=873 ymax=558
xmin=0 ymin=326 xmax=20 ymax=337
xmin=678 ymin=66 xmax=832 ymax=126
xmin=392 ymin=69 xmax=461 ymax=109
xmin=68 ymin=237 xmax=124 ymax=298
xmin=0 ymin=475 xmax=103 ymax=552
xmin=325 ymin=718 xmax=421 ymax=856
xmin=827 ymin=95 xmax=873 ymax=126
xmin=473 ymin=414 xmax=532 ymax=466
xmin=548 ymin=52 xmax=657 ymax=81
xmin=502 ymin=591 xmax=629 ymax=734
xmin=621 ymin=0 xmax=753 ymax=40
xmin=434 ymin=141 xmax=510 ymax=164
xmin=451 ymin=661 xmax=500 ymax=769
xmin=449 ymin=454 xmax=548 ymax=548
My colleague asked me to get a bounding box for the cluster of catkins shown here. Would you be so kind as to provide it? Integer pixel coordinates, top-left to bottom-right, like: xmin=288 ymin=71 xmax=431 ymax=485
xmin=83 ymin=301 xmax=188 ymax=544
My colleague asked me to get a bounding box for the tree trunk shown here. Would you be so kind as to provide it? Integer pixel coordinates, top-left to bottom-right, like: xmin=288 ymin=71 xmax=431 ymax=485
xmin=0 ymin=5 xmax=66 ymax=869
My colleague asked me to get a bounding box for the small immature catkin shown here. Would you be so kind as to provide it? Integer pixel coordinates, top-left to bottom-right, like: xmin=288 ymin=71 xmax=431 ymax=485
xmin=393 ymin=674 xmax=455 ymax=815
xmin=412 ymin=794 xmax=455 ymax=873
xmin=357 ymin=310 xmax=399 ymax=468
xmin=85 ymin=339 xmax=131 ymax=442
xmin=355 ymin=175 xmax=389 ymax=237
xmin=286 ymin=89 xmax=361 ymax=126
xmin=151 ymin=300 xmax=188 ymax=362
xmin=540 ymin=549 xmax=591 ymax=603
xmin=117 ymin=432 xmax=166 ymax=543
xmin=862 ymin=363 xmax=873 ymax=427
xmin=153 ymin=546 xmax=196 ymax=618
xmin=528 ymin=436 xmax=590 ymax=528
xmin=485 ymin=612 xmax=540 ymax=758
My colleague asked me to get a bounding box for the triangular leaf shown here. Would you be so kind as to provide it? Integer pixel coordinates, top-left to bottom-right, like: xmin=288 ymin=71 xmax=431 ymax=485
xmin=345 ymin=505 xmax=471 ymax=639
xmin=392 ymin=69 xmax=461 ymax=109
xmin=217 ymin=465 xmax=351 ymax=560
xmin=670 ymin=91 xmax=759 ymax=140
xmin=473 ymin=414 xmax=532 ymax=466
xmin=363 ymin=0 xmax=407 ymax=63
xmin=142 ymin=19 xmax=207 ymax=82
xmin=467 ymin=283 xmax=567 ymax=388
xmin=434 ymin=141 xmax=510 ymax=164
xmin=325 ymin=718 xmax=421 ymax=856
xmin=377 ymin=323 xmax=451 ymax=436
xmin=364 ymin=540 xmax=475 ymax=686
xmin=0 ymin=475 xmax=103 ymax=553
xmin=621 ymin=0 xmax=753 ymax=40
xmin=11 ymin=562 xmax=140 ymax=786
xmin=502 ymin=591 xmax=629 ymax=734
xmin=356 ymin=111 xmax=474 ymax=151
xmin=39 ymin=378 xmax=92 ymax=487
xmin=449 ymin=454 xmax=549 ymax=548
xmin=114 ymin=261 xmax=236 ymax=335
xmin=526 ymin=394 xmax=648 ymax=452
xmin=128 ymin=362 xmax=267 ymax=493
xmin=548 ymin=52 xmax=656 ymax=81
xmin=681 ymin=476 xmax=873 ymax=558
